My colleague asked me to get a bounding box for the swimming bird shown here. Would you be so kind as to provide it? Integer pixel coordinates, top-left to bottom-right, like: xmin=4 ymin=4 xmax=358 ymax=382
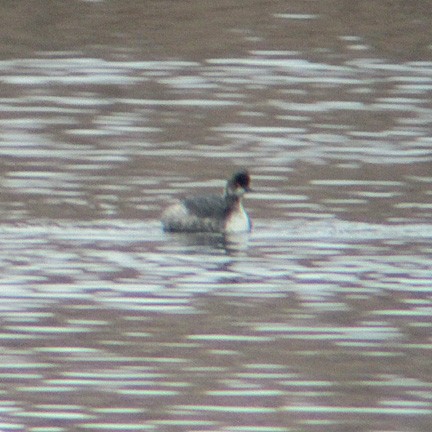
xmin=161 ymin=170 xmax=252 ymax=233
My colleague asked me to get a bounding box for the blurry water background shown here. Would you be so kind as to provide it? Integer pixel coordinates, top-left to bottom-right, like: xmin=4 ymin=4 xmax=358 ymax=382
xmin=0 ymin=1 xmax=431 ymax=431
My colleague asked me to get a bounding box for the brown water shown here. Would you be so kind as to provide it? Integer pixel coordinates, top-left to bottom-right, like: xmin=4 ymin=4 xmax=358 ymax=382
xmin=1 ymin=1 xmax=432 ymax=431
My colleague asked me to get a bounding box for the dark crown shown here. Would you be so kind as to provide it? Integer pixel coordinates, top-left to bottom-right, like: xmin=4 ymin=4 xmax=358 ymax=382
xmin=232 ymin=170 xmax=250 ymax=188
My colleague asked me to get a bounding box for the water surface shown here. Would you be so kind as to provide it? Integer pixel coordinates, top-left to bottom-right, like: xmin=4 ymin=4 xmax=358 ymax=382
xmin=0 ymin=1 xmax=431 ymax=431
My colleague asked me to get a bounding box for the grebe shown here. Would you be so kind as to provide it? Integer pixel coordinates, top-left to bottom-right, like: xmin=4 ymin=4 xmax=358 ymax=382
xmin=162 ymin=170 xmax=252 ymax=233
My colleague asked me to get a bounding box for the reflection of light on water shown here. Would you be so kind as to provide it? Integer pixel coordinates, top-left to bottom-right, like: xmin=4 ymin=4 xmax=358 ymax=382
xmin=282 ymin=405 xmax=431 ymax=415
xmin=274 ymin=13 xmax=319 ymax=20
xmin=0 ymin=15 xmax=432 ymax=431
